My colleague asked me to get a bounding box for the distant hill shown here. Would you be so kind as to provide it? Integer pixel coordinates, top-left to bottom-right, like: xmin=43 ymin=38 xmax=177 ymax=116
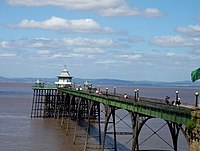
xmin=84 ymin=78 xmax=200 ymax=87
xmin=0 ymin=76 xmax=56 ymax=83
xmin=0 ymin=76 xmax=200 ymax=87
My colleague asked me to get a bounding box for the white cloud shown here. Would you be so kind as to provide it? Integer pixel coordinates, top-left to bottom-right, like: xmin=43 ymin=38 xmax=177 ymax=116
xmin=98 ymin=5 xmax=164 ymax=18
xmin=0 ymin=53 xmax=16 ymax=57
xmin=0 ymin=41 xmax=9 ymax=48
xmin=166 ymin=52 xmax=175 ymax=57
xmin=50 ymin=53 xmax=64 ymax=59
xmin=6 ymin=0 xmax=122 ymax=10
xmin=30 ymin=42 xmax=46 ymax=48
xmin=120 ymin=36 xmax=145 ymax=43
xmin=0 ymin=37 xmax=122 ymax=52
xmin=62 ymin=37 xmax=118 ymax=47
xmin=176 ymin=25 xmax=200 ymax=37
xmin=95 ymin=60 xmax=117 ymax=64
xmin=6 ymin=37 xmax=118 ymax=60
xmin=49 ymin=52 xmax=86 ymax=59
xmin=37 ymin=50 xmax=50 ymax=55
xmin=11 ymin=16 xmax=117 ymax=34
xmin=73 ymin=47 xmax=105 ymax=55
xmin=6 ymin=0 xmax=164 ymax=18
xmin=98 ymin=5 xmax=141 ymax=17
xmin=151 ymin=35 xmax=200 ymax=47
xmin=35 ymin=37 xmax=51 ymax=41
xmin=127 ymin=36 xmax=145 ymax=42
xmin=117 ymin=53 xmax=142 ymax=61
xmin=143 ymin=8 xmax=164 ymax=18
xmin=66 ymin=53 xmax=85 ymax=58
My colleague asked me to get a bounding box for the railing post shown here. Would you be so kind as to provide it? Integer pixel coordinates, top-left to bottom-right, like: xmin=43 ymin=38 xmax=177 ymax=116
xmin=195 ymin=92 xmax=199 ymax=107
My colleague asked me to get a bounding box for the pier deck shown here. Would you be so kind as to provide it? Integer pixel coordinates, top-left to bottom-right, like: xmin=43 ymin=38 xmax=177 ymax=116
xmin=31 ymin=85 xmax=200 ymax=151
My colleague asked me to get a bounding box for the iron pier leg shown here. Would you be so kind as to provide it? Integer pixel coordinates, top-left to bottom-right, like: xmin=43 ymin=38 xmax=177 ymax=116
xmin=98 ymin=103 xmax=102 ymax=145
xmin=102 ymin=106 xmax=117 ymax=151
xmin=60 ymin=93 xmax=68 ymax=127
xmin=31 ymin=90 xmax=36 ymax=118
xmin=84 ymin=100 xmax=93 ymax=151
xmin=131 ymin=112 xmax=139 ymax=151
xmin=73 ymin=97 xmax=82 ymax=144
xmin=84 ymin=101 xmax=102 ymax=151
xmin=167 ymin=122 xmax=181 ymax=151
xmin=131 ymin=112 xmax=151 ymax=151
xmin=66 ymin=95 xmax=75 ymax=135
xmin=112 ymin=107 xmax=117 ymax=151
xmin=102 ymin=105 xmax=112 ymax=151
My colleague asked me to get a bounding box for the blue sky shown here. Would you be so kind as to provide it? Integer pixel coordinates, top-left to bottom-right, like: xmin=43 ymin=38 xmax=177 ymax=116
xmin=0 ymin=0 xmax=200 ymax=82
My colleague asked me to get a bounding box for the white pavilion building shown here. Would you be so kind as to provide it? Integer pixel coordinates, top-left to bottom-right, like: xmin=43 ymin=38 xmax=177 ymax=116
xmin=55 ymin=65 xmax=73 ymax=87
xmin=34 ymin=79 xmax=44 ymax=86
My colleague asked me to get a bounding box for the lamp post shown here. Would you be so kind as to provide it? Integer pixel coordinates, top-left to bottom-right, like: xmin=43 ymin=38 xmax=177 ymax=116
xmin=106 ymin=88 xmax=108 ymax=96
xmin=175 ymin=90 xmax=179 ymax=101
xmin=195 ymin=92 xmax=199 ymax=107
xmin=114 ymin=87 xmax=116 ymax=94
xmin=134 ymin=89 xmax=137 ymax=100
xmin=137 ymin=89 xmax=139 ymax=98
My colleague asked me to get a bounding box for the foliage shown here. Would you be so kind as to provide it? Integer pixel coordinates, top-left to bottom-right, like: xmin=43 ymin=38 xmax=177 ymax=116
xmin=186 ymin=116 xmax=197 ymax=133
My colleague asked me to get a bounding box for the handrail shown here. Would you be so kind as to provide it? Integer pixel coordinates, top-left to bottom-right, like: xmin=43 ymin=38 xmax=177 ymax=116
xmin=58 ymin=88 xmax=193 ymax=125
xmin=32 ymin=85 xmax=57 ymax=89
xmin=31 ymin=86 xmax=194 ymax=124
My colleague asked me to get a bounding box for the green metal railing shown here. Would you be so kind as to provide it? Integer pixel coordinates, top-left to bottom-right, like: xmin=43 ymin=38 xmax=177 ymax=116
xmin=31 ymin=86 xmax=195 ymax=125
xmin=32 ymin=85 xmax=57 ymax=89
xmin=58 ymin=88 xmax=194 ymax=125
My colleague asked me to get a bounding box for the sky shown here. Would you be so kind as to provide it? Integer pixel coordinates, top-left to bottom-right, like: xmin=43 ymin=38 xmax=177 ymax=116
xmin=0 ymin=0 xmax=200 ymax=82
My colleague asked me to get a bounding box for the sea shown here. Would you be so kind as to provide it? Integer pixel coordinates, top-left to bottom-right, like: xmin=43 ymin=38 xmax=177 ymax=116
xmin=0 ymin=82 xmax=199 ymax=151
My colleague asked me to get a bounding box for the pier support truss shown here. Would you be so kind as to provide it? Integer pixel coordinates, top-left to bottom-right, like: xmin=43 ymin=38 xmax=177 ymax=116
xmin=31 ymin=88 xmax=57 ymax=118
xmin=31 ymin=88 xmax=200 ymax=151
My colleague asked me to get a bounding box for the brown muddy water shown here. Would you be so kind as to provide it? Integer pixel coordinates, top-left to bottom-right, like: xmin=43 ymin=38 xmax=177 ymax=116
xmin=0 ymin=82 xmax=82 ymax=151
xmin=1 ymin=82 xmax=198 ymax=151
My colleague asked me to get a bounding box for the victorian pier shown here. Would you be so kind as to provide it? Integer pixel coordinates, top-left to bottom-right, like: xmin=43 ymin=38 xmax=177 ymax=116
xmin=31 ymin=67 xmax=200 ymax=151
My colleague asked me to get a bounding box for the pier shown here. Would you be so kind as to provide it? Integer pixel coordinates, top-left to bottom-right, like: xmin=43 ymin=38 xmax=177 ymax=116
xmin=31 ymin=85 xmax=200 ymax=151
xmin=31 ymin=67 xmax=200 ymax=151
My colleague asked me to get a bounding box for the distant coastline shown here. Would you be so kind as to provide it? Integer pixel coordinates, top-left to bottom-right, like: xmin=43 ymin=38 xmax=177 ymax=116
xmin=1 ymin=76 xmax=200 ymax=88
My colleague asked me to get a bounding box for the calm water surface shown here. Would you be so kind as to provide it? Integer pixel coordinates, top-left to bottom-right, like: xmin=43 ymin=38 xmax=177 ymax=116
xmin=0 ymin=82 xmax=81 ymax=151
xmin=0 ymin=82 xmax=198 ymax=151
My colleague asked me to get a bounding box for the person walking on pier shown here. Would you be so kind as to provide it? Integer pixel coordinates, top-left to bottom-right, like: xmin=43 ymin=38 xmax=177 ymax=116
xmin=171 ymin=98 xmax=181 ymax=106
xmin=123 ymin=93 xmax=128 ymax=99
xmin=165 ymin=96 xmax=170 ymax=105
xmin=176 ymin=98 xmax=181 ymax=106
